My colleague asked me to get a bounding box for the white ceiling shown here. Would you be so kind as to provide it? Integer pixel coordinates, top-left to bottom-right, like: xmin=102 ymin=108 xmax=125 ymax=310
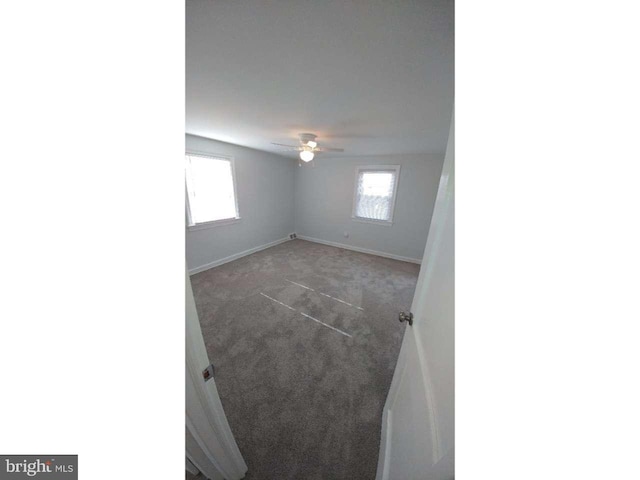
xmin=186 ymin=1 xmax=454 ymax=159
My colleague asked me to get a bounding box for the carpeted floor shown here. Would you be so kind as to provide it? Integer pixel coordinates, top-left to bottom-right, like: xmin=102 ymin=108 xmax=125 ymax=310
xmin=190 ymin=239 xmax=420 ymax=480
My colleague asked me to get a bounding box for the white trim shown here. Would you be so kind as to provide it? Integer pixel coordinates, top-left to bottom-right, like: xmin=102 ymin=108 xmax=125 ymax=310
xmin=188 ymin=237 xmax=291 ymax=275
xmin=351 ymin=217 xmax=393 ymax=227
xmin=187 ymin=216 xmax=242 ymax=231
xmin=297 ymin=235 xmax=421 ymax=264
xmin=351 ymin=164 xmax=401 ymax=225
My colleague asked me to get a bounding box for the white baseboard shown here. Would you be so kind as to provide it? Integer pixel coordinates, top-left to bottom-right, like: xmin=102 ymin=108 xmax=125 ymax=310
xmin=188 ymin=237 xmax=291 ymax=275
xmin=297 ymin=235 xmax=422 ymax=264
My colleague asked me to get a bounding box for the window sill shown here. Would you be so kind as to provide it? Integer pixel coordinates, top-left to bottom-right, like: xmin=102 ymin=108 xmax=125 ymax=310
xmin=187 ymin=217 xmax=242 ymax=231
xmin=351 ymin=216 xmax=393 ymax=227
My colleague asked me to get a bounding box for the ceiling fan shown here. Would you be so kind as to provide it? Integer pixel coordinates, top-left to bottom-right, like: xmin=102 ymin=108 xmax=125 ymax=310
xmin=272 ymin=133 xmax=344 ymax=163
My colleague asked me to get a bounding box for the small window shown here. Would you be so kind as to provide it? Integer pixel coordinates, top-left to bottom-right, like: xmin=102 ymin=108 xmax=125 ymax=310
xmin=352 ymin=165 xmax=400 ymax=225
xmin=185 ymin=153 xmax=240 ymax=228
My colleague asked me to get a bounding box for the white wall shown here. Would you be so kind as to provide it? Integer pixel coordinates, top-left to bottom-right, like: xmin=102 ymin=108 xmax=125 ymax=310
xmin=186 ymin=134 xmax=296 ymax=272
xmin=294 ymin=154 xmax=444 ymax=262
xmin=186 ymin=135 xmax=443 ymax=270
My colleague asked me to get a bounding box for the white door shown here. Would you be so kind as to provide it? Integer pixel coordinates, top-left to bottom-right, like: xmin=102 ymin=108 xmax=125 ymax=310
xmin=186 ymin=269 xmax=248 ymax=480
xmin=376 ymin=114 xmax=454 ymax=480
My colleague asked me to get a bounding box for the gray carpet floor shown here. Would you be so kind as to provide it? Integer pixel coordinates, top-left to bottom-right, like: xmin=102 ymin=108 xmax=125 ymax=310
xmin=190 ymin=239 xmax=419 ymax=480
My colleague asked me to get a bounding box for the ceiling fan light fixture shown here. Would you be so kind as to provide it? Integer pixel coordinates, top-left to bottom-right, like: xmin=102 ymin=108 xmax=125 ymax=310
xmin=272 ymin=133 xmax=342 ymax=160
xmin=300 ymin=150 xmax=315 ymax=162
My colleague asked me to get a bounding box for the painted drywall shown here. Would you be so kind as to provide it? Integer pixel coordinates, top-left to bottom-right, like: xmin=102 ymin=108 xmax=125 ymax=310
xmin=187 ymin=1 xmax=454 ymax=157
xmin=294 ymin=155 xmax=444 ymax=261
xmin=186 ymin=135 xmax=296 ymax=272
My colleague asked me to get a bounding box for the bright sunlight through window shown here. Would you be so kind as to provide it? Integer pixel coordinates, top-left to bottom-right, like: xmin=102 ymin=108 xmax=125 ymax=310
xmin=185 ymin=153 xmax=239 ymax=227
xmin=352 ymin=166 xmax=400 ymax=224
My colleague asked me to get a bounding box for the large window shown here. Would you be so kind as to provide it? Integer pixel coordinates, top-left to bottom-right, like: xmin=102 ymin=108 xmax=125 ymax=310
xmin=352 ymin=165 xmax=400 ymax=225
xmin=185 ymin=153 xmax=240 ymax=229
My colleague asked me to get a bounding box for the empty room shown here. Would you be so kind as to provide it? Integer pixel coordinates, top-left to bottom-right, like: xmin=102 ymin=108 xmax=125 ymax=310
xmin=185 ymin=1 xmax=454 ymax=479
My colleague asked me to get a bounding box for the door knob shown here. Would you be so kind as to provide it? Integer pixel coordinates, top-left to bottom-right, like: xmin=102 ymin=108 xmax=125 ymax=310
xmin=399 ymin=311 xmax=413 ymax=326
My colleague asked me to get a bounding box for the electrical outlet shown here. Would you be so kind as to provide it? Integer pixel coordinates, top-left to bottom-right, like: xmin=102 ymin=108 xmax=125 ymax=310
xmin=344 ymin=231 xmax=349 ymax=238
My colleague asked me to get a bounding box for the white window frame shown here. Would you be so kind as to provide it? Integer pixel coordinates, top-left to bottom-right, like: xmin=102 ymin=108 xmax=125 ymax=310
xmin=351 ymin=165 xmax=401 ymax=226
xmin=185 ymin=151 xmax=241 ymax=231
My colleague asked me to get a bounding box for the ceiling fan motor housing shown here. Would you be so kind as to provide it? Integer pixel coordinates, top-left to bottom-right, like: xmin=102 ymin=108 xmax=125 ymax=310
xmin=299 ymin=133 xmax=317 ymax=145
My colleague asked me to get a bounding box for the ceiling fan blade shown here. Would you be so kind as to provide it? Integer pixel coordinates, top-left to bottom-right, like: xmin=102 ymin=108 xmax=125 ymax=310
xmin=271 ymin=142 xmax=300 ymax=148
xmin=315 ymin=147 xmax=344 ymax=152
